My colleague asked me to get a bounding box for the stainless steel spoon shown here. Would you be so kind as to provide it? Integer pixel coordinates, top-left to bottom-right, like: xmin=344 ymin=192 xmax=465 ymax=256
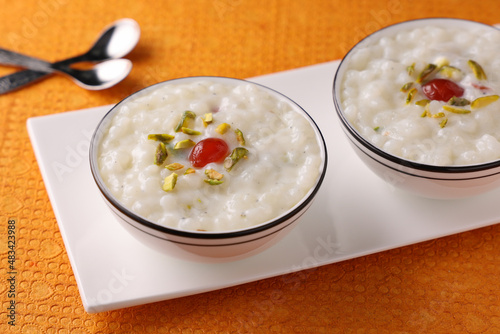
xmin=0 ymin=18 xmax=140 ymax=93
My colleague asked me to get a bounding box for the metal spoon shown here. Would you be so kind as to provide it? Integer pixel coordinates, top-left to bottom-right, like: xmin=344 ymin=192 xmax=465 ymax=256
xmin=0 ymin=18 xmax=140 ymax=93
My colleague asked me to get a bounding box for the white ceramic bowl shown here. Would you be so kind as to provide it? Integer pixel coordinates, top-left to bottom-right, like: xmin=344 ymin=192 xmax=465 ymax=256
xmin=90 ymin=76 xmax=327 ymax=262
xmin=333 ymin=18 xmax=500 ymax=199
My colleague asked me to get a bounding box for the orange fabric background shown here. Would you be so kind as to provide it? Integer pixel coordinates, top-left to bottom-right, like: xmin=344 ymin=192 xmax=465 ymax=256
xmin=1 ymin=0 xmax=500 ymax=333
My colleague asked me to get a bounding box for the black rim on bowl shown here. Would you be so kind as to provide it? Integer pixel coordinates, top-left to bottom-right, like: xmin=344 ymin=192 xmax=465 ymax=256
xmin=333 ymin=17 xmax=500 ymax=176
xmin=90 ymin=76 xmax=328 ymax=240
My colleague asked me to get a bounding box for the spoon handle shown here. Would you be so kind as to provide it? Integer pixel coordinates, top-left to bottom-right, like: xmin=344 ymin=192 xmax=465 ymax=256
xmin=0 ymin=48 xmax=54 ymax=72
xmin=0 ymin=70 xmax=50 ymax=95
xmin=0 ymin=49 xmax=88 ymax=94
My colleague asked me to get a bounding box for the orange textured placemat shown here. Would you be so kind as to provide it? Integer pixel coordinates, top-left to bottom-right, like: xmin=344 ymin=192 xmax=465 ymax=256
xmin=1 ymin=0 xmax=500 ymax=333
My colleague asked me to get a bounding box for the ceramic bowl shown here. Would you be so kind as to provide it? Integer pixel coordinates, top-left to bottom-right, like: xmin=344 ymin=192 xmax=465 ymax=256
xmin=90 ymin=76 xmax=327 ymax=262
xmin=333 ymin=18 xmax=500 ymax=199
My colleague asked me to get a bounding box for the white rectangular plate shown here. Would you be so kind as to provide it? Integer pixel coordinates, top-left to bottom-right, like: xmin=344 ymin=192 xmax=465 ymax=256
xmin=27 ymin=60 xmax=500 ymax=313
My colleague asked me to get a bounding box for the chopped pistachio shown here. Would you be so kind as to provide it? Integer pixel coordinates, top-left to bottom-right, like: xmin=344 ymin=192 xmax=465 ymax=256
xmin=148 ymin=134 xmax=175 ymax=143
xmin=162 ymin=173 xmax=178 ymax=192
xmin=400 ymin=82 xmax=414 ymax=93
xmin=406 ymin=87 xmax=418 ymax=104
xmin=433 ymin=56 xmax=449 ymax=68
xmin=235 ymin=128 xmax=245 ymax=146
xmin=373 ymin=126 xmax=380 ymax=131
xmin=431 ymin=112 xmax=445 ymax=118
xmin=439 ymin=118 xmax=448 ymax=128
xmin=448 ymin=97 xmax=470 ymax=106
xmin=468 ymin=60 xmax=487 ymax=80
xmin=415 ymin=99 xmax=430 ymax=107
xmin=174 ymin=110 xmax=196 ymax=132
xmin=154 ymin=142 xmax=168 ymax=165
xmin=439 ymin=65 xmax=463 ymax=80
xmin=181 ymin=127 xmax=202 ymax=135
xmin=204 ymin=179 xmax=224 ymax=185
xmin=471 ymin=95 xmax=499 ymax=110
xmin=174 ymin=139 xmax=196 ymax=149
xmin=184 ymin=168 xmax=196 ymax=175
xmin=406 ymin=63 xmax=415 ymax=76
xmin=216 ymin=123 xmax=231 ymax=134
xmin=442 ymin=105 xmax=471 ymax=114
xmin=416 ymin=63 xmax=437 ymax=83
xmin=205 ymin=168 xmax=224 ymax=181
xmin=202 ymin=113 xmax=213 ymax=127
xmin=421 ymin=104 xmax=432 ymax=118
xmin=224 ymin=147 xmax=249 ymax=172
xmin=165 ymin=162 xmax=184 ymax=171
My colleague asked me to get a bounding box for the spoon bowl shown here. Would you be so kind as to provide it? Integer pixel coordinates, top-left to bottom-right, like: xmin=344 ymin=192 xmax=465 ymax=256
xmin=59 ymin=18 xmax=141 ymax=65
xmin=65 ymin=58 xmax=133 ymax=90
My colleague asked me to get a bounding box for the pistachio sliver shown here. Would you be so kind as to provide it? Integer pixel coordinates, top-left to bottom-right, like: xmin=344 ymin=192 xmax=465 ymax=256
xmin=416 ymin=63 xmax=437 ymax=83
xmin=405 ymin=87 xmax=418 ymax=104
xmin=203 ymin=179 xmax=224 ymax=185
xmin=235 ymin=129 xmax=245 ymax=146
xmin=420 ymin=103 xmax=432 ymax=117
xmin=181 ymin=127 xmax=202 ymax=135
xmin=216 ymin=123 xmax=231 ymax=134
xmin=415 ymin=99 xmax=430 ymax=107
xmin=421 ymin=104 xmax=432 ymax=118
xmin=400 ymin=82 xmax=414 ymax=93
xmin=148 ymin=134 xmax=175 ymax=143
xmin=448 ymin=97 xmax=470 ymax=106
xmin=174 ymin=110 xmax=196 ymax=132
xmin=442 ymin=105 xmax=471 ymax=114
xmin=224 ymin=147 xmax=249 ymax=172
xmin=439 ymin=118 xmax=448 ymax=128
xmin=154 ymin=142 xmax=168 ymax=165
xmin=173 ymin=139 xmax=196 ymax=149
xmin=162 ymin=173 xmax=178 ymax=192
xmin=433 ymin=56 xmax=449 ymax=68
xmin=205 ymin=168 xmax=224 ymax=180
xmin=431 ymin=112 xmax=445 ymax=118
xmin=165 ymin=162 xmax=184 ymax=171
xmin=202 ymin=113 xmax=213 ymax=127
xmin=439 ymin=65 xmax=463 ymax=80
xmin=468 ymin=60 xmax=487 ymax=80
xmin=471 ymin=95 xmax=499 ymax=110
xmin=406 ymin=63 xmax=415 ymax=76
xmin=184 ymin=168 xmax=196 ymax=175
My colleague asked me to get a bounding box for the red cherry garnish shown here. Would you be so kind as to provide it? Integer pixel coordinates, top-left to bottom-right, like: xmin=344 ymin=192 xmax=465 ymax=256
xmin=189 ymin=138 xmax=229 ymax=168
xmin=422 ymin=78 xmax=464 ymax=102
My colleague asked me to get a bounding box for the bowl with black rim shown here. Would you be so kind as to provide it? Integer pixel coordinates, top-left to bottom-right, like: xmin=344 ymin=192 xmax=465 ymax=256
xmin=333 ymin=18 xmax=500 ymax=199
xmin=90 ymin=76 xmax=327 ymax=262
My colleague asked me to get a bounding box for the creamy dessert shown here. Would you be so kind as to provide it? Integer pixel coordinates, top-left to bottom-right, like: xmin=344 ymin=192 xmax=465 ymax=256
xmin=340 ymin=24 xmax=500 ymax=166
xmin=97 ymin=79 xmax=323 ymax=232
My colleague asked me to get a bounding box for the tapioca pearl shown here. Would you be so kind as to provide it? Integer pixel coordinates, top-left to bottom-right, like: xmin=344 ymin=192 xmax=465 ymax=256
xmin=131 ymin=199 xmax=154 ymax=217
xmin=140 ymin=177 xmax=160 ymax=193
xmin=476 ymin=134 xmax=500 ymax=157
xmin=349 ymin=48 xmax=373 ymax=71
xmin=382 ymin=139 xmax=404 ymax=156
xmin=395 ymin=30 xmax=412 ymax=44
xmin=343 ymin=104 xmax=359 ymax=122
xmin=431 ymin=147 xmax=454 ymax=165
xmin=132 ymin=144 xmax=154 ymax=168
xmin=159 ymin=194 xmax=179 ymax=211
xmin=456 ymin=117 xmax=478 ymax=134
xmin=457 ymin=150 xmax=480 ymax=165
